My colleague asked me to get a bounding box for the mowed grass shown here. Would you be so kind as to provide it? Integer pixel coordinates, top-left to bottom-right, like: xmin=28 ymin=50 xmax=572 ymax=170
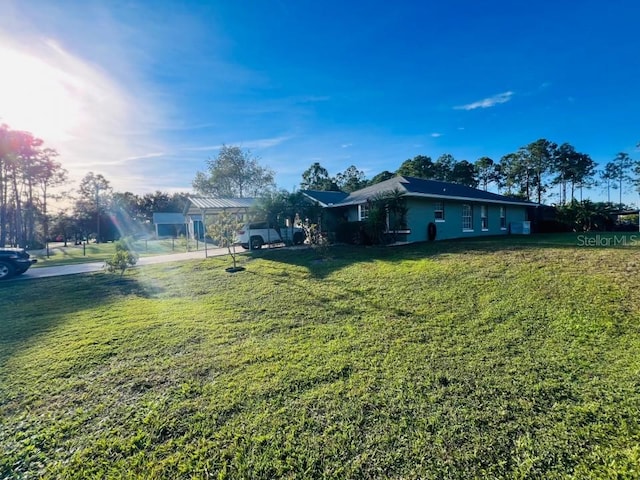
xmin=2 ymin=236 xmax=640 ymax=479
xmin=30 ymin=238 xmax=204 ymax=267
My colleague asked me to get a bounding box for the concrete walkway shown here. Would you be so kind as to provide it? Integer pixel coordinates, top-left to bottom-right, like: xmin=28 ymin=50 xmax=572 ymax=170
xmin=16 ymin=247 xmax=233 ymax=280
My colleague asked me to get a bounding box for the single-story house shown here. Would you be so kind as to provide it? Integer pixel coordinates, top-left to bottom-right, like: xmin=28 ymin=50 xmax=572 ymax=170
xmin=302 ymin=176 xmax=534 ymax=242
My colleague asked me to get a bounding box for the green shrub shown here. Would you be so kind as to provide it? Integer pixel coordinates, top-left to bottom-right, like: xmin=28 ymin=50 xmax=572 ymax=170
xmin=104 ymin=239 xmax=138 ymax=276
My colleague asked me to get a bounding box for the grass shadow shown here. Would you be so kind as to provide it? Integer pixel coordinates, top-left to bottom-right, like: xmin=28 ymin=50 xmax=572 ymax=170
xmin=0 ymin=271 xmax=161 ymax=369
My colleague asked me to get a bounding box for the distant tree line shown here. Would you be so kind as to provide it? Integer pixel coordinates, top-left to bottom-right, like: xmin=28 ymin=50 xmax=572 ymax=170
xmin=53 ymin=172 xmax=188 ymax=244
xmin=189 ymin=141 xmax=640 ymax=239
xmin=297 ymin=138 xmax=640 ymax=208
xmin=0 ymin=123 xmax=191 ymax=247
xmin=0 ymin=124 xmax=67 ymax=248
xmin=3 ymin=128 xmax=639 ymax=249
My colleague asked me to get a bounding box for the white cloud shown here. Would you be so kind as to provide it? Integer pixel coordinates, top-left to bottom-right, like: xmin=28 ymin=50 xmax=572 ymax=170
xmin=185 ymin=144 xmax=224 ymax=153
xmin=341 ymin=143 xmax=353 ymax=148
xmin=454 ymin=91 xmax=514 ymax=111
xmin=430 ymin=133 xmax=443 ymax=138
xmin=185 ymin=136 xmax=292 ymax=153
xmin=157 ymin=122 xmax=218 ymax=132
xmin=123 ymin=152 xmax=166 ymax=162
xmin=243 ymin=136 xmax=292 ymax=149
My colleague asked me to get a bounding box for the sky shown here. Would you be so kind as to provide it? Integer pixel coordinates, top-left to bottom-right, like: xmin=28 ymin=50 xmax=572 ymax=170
xmin=1 ymin=0 xmax=639 ymax=204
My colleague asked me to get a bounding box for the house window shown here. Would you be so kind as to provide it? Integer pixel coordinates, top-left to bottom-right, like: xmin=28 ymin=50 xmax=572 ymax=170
xmin=358 ymin=203 xmax=369 ymax=221
xmin=500 ymin=206 xmax=507 ymax=229
xmin=462 ymin=204 xmax=473 ymax=231
xmin=481 ymin=205 xmax=488 ymax=230
xmin=434 ymin=201 xmax=445 ymax=221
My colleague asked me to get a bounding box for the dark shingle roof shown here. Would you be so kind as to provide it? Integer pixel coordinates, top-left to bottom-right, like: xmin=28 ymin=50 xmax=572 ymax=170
xmin=401 ymin=177 xmax=533 ymax=205
xmin=331 ymin=176 xmax=533 ymax=207
xmin=299 ymin=190 xmax=349 ymax=206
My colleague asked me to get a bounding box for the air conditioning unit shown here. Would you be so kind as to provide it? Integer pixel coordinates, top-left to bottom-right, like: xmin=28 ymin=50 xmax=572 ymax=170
xmin=510 ymin=221 xmax=531 ymax=235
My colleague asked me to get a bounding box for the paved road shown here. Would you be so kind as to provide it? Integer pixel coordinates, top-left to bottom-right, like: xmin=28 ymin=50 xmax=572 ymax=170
xmin=15 ymin=247 xmax=233 ymax=280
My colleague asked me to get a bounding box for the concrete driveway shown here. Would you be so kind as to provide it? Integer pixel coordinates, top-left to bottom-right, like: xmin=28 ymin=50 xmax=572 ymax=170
xmin=15 ymin=247 xmax=233 ymax=280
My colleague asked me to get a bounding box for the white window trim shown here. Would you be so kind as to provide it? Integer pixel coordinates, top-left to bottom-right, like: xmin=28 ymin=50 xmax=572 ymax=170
xmin=481 ymin=205 xmax=489 ymax=231
xmin=434 ymin=201 xmax=445 ymax=222
xmin=358 ymin=203 xmax=369 ymax=221
xmin=462 ymin=204 xmax=473 ymax=231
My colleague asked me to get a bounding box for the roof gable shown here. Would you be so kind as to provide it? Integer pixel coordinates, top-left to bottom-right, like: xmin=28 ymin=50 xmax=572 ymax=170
xmin=300 ymin=190 xmax=349 ymax=206
xmin=336 ymin=176 xmax=408 ymax=206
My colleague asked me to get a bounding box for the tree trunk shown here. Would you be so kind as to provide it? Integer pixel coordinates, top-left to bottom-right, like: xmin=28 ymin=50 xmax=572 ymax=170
xmin=42 ymin=184 xmax=48 ymax=244
xmin=25 ymin=174 xmax=35 ymax=246
xmin=11 ymin=171 xmax=24 ymax=247
xmin=619 ymin=177 xmax=623 ymax=209
xmin=96 ymin=189 xmax=101 ymax=243
xmin=0 ymin=164 xmax=5 ymax=247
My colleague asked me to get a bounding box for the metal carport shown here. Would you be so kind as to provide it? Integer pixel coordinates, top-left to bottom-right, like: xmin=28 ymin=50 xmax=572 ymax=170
xmin=184 ymin=197 xmax=256 ymax=256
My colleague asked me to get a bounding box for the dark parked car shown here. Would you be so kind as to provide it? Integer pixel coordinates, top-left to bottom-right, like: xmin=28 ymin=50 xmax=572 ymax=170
xmin=0 ymin=248 xmax=37 ymax=280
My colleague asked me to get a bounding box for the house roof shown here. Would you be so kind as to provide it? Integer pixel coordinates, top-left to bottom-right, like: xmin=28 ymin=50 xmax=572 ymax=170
xmin=610 ymin=209 xmax=640 ymax=216
xmin=187 ymin=197 xmax=256 ymax=209
xmin=328 ymin=176 xmax=534 ymax=207
xmin=152 ymin=213 xmax=186 ymax=225
xmin=184 ymin=196 xmax=257 ymax=216
xmin=299 ymin=190 xmax=349 ymax=207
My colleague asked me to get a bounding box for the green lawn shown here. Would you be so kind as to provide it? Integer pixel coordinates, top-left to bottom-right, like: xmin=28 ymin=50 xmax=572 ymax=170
xmin=30 ymin=238 xmax=205 ymax=267
xmin=2 ymin=236 xmax=640 ymax=478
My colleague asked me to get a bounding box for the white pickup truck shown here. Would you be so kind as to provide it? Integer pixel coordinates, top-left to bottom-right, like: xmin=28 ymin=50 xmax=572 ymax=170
xmin=236 ymin=222 xmax=305 ymax=250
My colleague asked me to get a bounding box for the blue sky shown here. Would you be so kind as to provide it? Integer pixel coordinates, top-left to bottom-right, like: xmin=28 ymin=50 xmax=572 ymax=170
xmin=1 ymin=0 xmax=639 ymax=203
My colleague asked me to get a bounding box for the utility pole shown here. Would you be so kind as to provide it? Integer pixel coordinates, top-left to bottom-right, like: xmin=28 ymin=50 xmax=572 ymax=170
xmin=96 ymin=183 xmax=100 ymax=243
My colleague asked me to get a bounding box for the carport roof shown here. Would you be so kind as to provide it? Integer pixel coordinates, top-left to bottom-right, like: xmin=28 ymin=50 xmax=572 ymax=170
xmin=152 ymin=213 xmax=185 ymax=225
xmin=187 ymin=197 xmax=256 ymax=209
xmin=184 ymin=197 xmax=257 ymax=217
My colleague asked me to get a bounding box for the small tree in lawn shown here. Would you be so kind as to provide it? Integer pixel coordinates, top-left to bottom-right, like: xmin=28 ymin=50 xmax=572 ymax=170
xmin=299 ymin=214 xmax=330 ymax=258
xmin=105 ymin=239 xmax=138 ymax=276
xmin=208 ymin=211 xmax=243 ymax=271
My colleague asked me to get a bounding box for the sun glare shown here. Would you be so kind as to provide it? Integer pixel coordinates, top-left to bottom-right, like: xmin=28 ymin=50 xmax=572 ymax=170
xmin=0 ymin=45 xmax=83 ymax=143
